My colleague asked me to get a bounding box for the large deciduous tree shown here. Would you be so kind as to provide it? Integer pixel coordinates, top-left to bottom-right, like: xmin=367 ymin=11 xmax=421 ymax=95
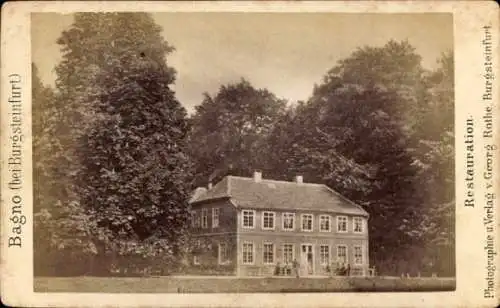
xmin=416 ymin=52 xmax=455 ymax=276
xmin=266 ymin=41 xmax=454 ymax=276
xmin=189 ymin=79 xmax=286 ymax=184
xmin=33 ymin=63 xmax=57 ymax=214
xmin=76 ymin=56 xmax=193 ymax=264
xmin=265 ymin=99 xmax=374 ymax=198
xmin=33 ymin=63 xmax=98 ymax=276
xmin=306 ymin=41 xmax=432 ymax=275
xmin=36 ymin=12 xmax=193 ymax=275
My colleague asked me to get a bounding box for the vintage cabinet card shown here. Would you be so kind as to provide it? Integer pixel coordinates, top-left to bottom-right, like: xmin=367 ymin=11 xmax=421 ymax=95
xmin=1 ymin=1 xmax=499 ymax=307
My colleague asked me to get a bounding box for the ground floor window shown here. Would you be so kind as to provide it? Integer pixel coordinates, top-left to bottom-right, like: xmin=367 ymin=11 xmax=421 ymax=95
xmin=219 ymin=243 xmax=230 ymax=264
xmin=354 ymin=246 xmax=363 ymax=265
xmin=283 ymin=244 xmax=294 ymax=264
xmin=193 ymin=255 xmax=200 ymax=265
xmin=320 ymin=245 xmax=330 ymax=265
xmin=263 ymin=243 xmax=274 ymax=264
xmin=242 ymin=242 xmax=254 ymax=264
xmin=337 ymin=245 xmax=347 ymax=264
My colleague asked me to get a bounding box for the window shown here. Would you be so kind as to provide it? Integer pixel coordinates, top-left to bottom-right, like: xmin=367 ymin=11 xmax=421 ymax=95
xmin=201 ymin=208 xmax=208 ymax=228
xmin=301 ymin=214 xmax=313 ymax=231
xmin=193 ymin=255 xmax=200 ymax=265
xmin=337 ymin=245 xmax=347 ymax=264
xmin=191 ymin=212 xmax=196 ymax=228
xmin=282 ymin=244 xmax=294 ymax=264
xmin=337 ymin=216 xmax=348 ymax=233
xmin=353 ymin=217 xmax=364 ymax=233
xmin=354 ymin=246 xmax=363 ymax=265
xmin=282 ymin=213 xmax=295 ymax=230
xmin=212 ymin=208 xmax=220 ymax=228
xmin=320 ymin=245 xmax=330 ymax=265
xmin=191 ymin=211 xmax=200 ymax=228
xmin=242 ymin=210 xmax=255 ymax=228
xmin=218 ymin=243 xmax=230 ymax=264
xmin=319 ymin=215 xmax=331 ymax=232
xmin=242 ymin=242 xmax=254 ymax=264
xmin=263 ymin=243 xmax=274 ymax=264
xmin=262 ymin=211 xmax=275 ymax=230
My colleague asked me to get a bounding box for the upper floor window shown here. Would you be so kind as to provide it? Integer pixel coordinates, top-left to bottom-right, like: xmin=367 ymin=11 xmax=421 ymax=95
xmin=337 ymin=245 xmax=347 ymax=264
xmin=201 ymin=208 xmax=208 ymax=229
xmin=282 ymin=213 xmax=295 ymax=230
xmin=262 ymin=211 xmax=275 ymax=230
xmin=354 ymin=246 xmax=363 ymax=265
xmin=212 ymin=208 xmax=220 ymax=228
xmin=301 ymin=214 xmax=313 ymax=231
xmin=263 ymin=243 xmax=275 ymax=264
xmin=191 ymin=211 xmax=201 ymax=228
xmin=319 ymin=215 xmax=331 ymax=232
xmin=242 ymin=242 xmax=254 ymax=264
xmin=353 ymin=217 xmax=364 ymax=233
xmin=337 ymin=216 xmax=348 ymax=233
xmin=242 ymin=210 xmax=255 ymax=228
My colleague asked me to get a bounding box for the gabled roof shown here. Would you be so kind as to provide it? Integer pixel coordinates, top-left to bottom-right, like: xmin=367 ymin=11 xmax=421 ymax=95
xmin=190 ymin=175 xmax=368 ymax=216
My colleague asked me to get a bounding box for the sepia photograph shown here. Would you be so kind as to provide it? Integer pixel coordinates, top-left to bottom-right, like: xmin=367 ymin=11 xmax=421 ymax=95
xmin=30 ymin=11 xmax=456 ymax=294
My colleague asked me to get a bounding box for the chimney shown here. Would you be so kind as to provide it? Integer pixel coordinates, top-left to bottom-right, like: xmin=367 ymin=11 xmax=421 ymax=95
xmin=208 ymin=182 xmax=213 ymax=190
xmin=294 ymin=175 xmax=303 ymax=184
xmin=253 ymin=171 xmax=262 ymax=182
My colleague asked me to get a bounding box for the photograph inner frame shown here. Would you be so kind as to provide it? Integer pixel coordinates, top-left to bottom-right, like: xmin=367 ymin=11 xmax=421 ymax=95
xmin=31 ymin=11 xmax=455 ymax=293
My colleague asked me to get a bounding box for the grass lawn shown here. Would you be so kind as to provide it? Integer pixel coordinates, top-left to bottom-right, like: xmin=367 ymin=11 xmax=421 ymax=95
xmin=34 ymin=276 xmax=456 ymax=293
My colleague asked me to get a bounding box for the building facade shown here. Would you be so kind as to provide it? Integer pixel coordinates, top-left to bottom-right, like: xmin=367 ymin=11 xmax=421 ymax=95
xmin=188 ymin=172 xmax=369 ymax=277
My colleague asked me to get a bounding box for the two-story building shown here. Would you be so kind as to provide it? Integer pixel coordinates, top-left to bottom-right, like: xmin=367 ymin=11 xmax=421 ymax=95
xmin=188 ymin=171 xmax=369 ymax=277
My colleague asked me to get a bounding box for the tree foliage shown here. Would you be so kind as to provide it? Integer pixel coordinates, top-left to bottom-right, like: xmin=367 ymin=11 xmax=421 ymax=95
xmin=34 ymin=13 xmax=193 ymax=275
xmin=264 ymin=41 xmax=433 ymax=274
xmin=301 ymin=43 xmax=453 ymax=276
xmin=416 ymin=52 xmax=455 ymax=275
xmin=265 ymin=100 xmax=374 ymax=197
xmin=32 ymin=64 xmax=57 ymax=213
xmin=33 ymin=63 xmax=99 ymax=275
xmin=188 ymin=79 xmax=287 ymax=184
xmin=75 ymin=54 xmax=193 ymax=259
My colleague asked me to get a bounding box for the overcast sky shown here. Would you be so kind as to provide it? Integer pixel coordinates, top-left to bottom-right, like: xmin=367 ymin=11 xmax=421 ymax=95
xmin=32 ymin=13 xmax=453 ymax=113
